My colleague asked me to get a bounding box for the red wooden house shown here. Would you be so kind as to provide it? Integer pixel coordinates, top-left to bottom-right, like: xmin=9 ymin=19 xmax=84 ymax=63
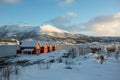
xmin=48 ymin=42 xmax=53 ymax=52
xmin=53 ymin=43 xmax=58 ymax=51
xmin=35 ymin=41 xmax=41 ymax=54
xmin=40 ymin=41 xmax=49 ymax=53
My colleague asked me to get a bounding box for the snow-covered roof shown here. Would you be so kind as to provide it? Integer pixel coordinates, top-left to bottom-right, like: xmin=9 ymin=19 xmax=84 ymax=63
xmin=20 ymin=40 xmax=57 ymax=47
xmin=47 ymin=41 xmax=52 ymax=45
xmin=21 ymin=40 xmax=38 ymax=47
xmin=39 ymin=41 xmax=47 ymax=46
xmin=47 ymin=41 xmax=58 ymax=46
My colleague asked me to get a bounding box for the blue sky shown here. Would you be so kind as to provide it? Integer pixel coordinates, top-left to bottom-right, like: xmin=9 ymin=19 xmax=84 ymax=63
xmin=0 ymin=0 xmax=120 ymax=36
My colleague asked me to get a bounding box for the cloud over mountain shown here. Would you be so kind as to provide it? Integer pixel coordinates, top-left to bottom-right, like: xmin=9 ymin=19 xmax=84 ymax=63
xmin=68 ymin=12 xmax=120 ymax=36
xmin=46 ymin=16 xmax=71 ymax=28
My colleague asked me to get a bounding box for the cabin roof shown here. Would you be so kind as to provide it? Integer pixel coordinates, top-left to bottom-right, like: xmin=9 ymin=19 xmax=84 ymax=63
xmin=52 ymin=42 xmax=58 ymax=46
xmin=39 ymin=41 xmax=47 ymax=46
xmin=47 ymin=41 xmax=52 ymax=45
xmin=21 ymin=40 xmax=38 ymax=47
xmin=20 ymin=40 xmax=54 ymax=47
xmin=47 ymin=41 xmax=57 ymax=46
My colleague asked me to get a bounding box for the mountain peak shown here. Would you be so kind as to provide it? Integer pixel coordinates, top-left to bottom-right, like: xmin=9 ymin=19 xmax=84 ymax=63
xmin=40 ymin=24 xmax=71 ymax=33
xmin=38 ymin=24 xmax=74 ymax=38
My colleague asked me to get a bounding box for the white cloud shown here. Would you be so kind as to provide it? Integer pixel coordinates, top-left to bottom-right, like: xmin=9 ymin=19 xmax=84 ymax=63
xmin=46 ymin=16 xmax=70 ymax=28
xmin=0 ymin=0 xmax=20 ymax=5
xmin=58 ymin=0 xmax=74 ymax=6
xmin=4 ymin=0 xmax=20 ymax=3
xmin=114 ymin=12 xmax=120 ymax=18
xmin=88 ymin=13 xmax=120 ymax=36
xmin=67 ymin=12 xmax=77 ymax=17
xmin=67 ymin=12 xmax=120 ymax=36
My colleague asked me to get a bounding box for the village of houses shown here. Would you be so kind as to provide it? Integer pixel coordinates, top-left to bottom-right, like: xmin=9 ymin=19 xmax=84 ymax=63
xmin=0 ymin=38 xmax=120 ymax=57
xmin=0 ymin=38 xmax=120 ymax=80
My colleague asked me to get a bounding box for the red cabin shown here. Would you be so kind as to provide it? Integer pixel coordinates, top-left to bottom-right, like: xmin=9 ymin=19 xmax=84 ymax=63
xmin=40 ymin=42 xmax=48 ymax=53
xmin=53 ymin=44 xmax=58 ymax=51
xmin=35 ymin=42 xmax=41 ymax=54
xmin=48 ymin=42 xmax=53 ymax=52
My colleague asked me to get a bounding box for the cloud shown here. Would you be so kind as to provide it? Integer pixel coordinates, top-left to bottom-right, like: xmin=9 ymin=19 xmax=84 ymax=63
xmin=4 ymin=0 xmax=20 ymax=4
xmin=67 ymin=12 xmax=120 ymax=36
xmin=58 ymin=0 xmax=74 ymax=6
xmin=67 ymin=12 xmax=77 ymax=17
xmin=87 ymin=13 xmax=120 ymax=36
xmin=46 ymin=16 xmax=70 ymax=27
xmin=45 ymin=16 xmax=71 ymax=30
xmin=0 ymin=0 xmax=21 ymax=5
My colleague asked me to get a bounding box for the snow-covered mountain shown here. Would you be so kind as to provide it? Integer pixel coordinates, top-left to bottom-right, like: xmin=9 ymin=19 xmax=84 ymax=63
xmin=0 ymin=24 xmax=80 ymax=39
xmin=39 ymin=25 xmax=75 ymax=38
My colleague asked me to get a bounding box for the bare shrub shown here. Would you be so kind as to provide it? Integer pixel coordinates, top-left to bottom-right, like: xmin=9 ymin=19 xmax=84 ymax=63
xmin=97 ymin=55 xmax=104 ymax=64
xmin=106 ymin=46 xmax=116 ymax=53
xmin=58 ymin=57 xmax=62 ymax=63
xmin=14 ymin=64 xmax=20 ymax=75
xmin=38 ymin=61 xmax=51 ymax=70
xmin=1 ymin=66 xmax=12 ymax=80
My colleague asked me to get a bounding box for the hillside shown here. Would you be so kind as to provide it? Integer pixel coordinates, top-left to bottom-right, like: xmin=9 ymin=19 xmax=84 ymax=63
xmin=0 ymin=24 xmax=85 ymax=39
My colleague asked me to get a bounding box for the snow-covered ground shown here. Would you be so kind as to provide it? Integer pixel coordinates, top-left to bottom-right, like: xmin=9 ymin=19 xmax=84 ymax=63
xmin=1 ymin=49 xmax=119 ymax=80
xmin=12 ymin=58 xmax=120 ymax=80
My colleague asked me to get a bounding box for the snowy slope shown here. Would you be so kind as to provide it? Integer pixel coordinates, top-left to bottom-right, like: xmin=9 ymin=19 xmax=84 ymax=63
xmin=18 ymin=58 xmax=120 ymax=80
xmin=40 ymin=24 xmax=71 ymax=34
xmin=7 ymin=51 xmax=120 ymax=80
xmin=5 ymin=25 xmax=36 ymax=32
